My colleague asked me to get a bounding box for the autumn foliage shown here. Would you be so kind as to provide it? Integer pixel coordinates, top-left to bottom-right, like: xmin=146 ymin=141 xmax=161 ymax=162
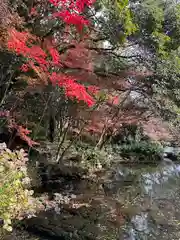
xmin=7 ymin=0 xmax=97 ymax=107
xmin=2 ymin=0 xmax=100 ymax=146
xmin=3 ymin=0 xmax=170 ymax=148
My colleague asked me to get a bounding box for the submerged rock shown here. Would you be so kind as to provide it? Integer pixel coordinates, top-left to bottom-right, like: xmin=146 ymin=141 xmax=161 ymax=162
xmin=24 ymin=196 xmax=122 ymax=240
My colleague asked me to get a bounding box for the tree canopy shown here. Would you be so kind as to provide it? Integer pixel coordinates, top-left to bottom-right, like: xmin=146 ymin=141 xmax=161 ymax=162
xmin=0 ymin=0 xmax=180 ymax=147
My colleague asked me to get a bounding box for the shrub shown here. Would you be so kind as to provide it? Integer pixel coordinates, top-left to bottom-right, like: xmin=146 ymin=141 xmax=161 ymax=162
xmin=0 ymin=143 xmax=36 ymax=233
xmin=110 ymin=124 xmax=163 ymax=162
xmin=68 ymin=141 xmax=113 ymax=171
xmin=112 ymin=140 xmax=163 ymax=162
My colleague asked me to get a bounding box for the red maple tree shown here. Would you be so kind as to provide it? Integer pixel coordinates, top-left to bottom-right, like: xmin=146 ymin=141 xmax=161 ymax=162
xmin=7 ymin=0 xmax=97 ymax=108
xmin=4 ymin=0 xmax=99 ymax=146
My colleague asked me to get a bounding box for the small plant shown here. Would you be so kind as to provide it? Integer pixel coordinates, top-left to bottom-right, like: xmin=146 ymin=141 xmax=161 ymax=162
xmin=0 ymin=143 xmax=36 ymax=233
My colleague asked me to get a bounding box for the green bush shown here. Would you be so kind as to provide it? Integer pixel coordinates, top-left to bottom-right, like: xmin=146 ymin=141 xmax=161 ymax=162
xmin=111 ymin=124 xmax=163 ymax=162
xmin=0 ymin=143 xmax=36 ymax=233
xmin=112 ymin=140 xmax=163 ymax=161
xmin=72 ymin=142 xmax=113 ymax=170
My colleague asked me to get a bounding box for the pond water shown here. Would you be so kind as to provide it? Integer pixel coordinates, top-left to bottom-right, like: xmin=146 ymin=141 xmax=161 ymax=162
xmin=7 ymin=155 xmax=180 ymax=240
xmin=113 ymin=160 xmax=180 ymax=239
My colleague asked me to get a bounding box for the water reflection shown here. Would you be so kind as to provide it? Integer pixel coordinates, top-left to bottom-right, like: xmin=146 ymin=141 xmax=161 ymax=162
xmin=12 ymin=156 xmax=180 ymax=240
xmin=141 ymin=162 xmax=180 ymax=195
xmin=113 ymin=160 xmax=180 ymax=239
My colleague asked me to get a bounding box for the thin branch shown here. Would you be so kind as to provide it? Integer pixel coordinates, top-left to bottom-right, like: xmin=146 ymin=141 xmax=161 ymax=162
xmin=87 ymin=46 xmax=142 ymax=60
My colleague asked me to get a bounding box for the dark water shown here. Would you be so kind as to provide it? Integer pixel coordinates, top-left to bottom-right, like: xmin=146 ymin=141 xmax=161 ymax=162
xmin=113 ymin=160 xmax=180 ymax=239
xmin=7 ymin=155 xmax=180 ymax=240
